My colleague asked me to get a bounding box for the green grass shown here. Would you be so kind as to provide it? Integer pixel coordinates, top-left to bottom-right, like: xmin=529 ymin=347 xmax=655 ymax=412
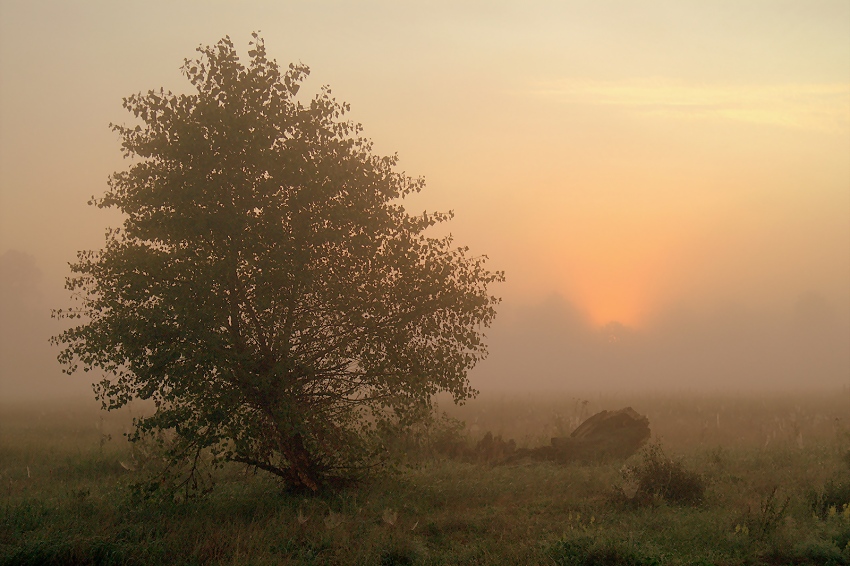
xmin=2 ymin=392 xmax=850 ymax=565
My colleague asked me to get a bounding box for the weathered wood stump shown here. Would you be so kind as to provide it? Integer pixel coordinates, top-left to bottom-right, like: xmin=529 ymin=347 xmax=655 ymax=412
xmin=447 ymin=407 xmax=651 ymax=464
xmin=501 ymin=407 xmax=651 ymax=464
xmin=547 ymin=407 xmax=651 ymax=461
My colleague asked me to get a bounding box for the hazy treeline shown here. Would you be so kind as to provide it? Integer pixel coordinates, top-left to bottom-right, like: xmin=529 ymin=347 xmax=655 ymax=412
xmin=2 ymin=249 xmax=849 ymax=399
xmin=0 ymin=250 xmax=80 ymax=400
xmin=478 ymin=293 xmax=849 ymax=391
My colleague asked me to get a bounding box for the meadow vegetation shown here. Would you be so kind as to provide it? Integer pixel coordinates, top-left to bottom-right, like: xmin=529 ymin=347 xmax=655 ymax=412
xmin=2 ymin=390 xmax=849 ymax=565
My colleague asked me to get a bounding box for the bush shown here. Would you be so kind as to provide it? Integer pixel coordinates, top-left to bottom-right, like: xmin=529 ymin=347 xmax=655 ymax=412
xmin=734 ymin=486 xmax=790 ymax=542
xmin=811 ymin=477 xmax=850 ymax=520
xmin=618 ymin=442 xmax=705 ymax=506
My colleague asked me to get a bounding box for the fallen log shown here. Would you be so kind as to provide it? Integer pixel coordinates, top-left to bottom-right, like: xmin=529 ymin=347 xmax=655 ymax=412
xmin=491 ymin=407 xmax=651 ymax=464
xmin=546 ymin=406 xmax=651 ymax=461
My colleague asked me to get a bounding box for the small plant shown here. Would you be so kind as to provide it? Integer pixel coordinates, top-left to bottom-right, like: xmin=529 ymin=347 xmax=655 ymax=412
xmin=563 ymin=511 xmax=597 ymax=533
xmin=617 ymin=442 xmax=705 ymax=506
xmin=811 ymin=477 xmax=850 ymax=520
xmin=735 ymin=486 xmax=790 ymax=541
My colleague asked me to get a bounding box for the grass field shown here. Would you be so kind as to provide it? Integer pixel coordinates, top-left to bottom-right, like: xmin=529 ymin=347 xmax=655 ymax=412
xmin=2 ymin=390 xmax=850 ymax=565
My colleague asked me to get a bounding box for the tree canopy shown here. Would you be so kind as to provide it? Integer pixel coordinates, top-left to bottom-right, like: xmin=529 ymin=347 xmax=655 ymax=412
xmin=53 ymin=35 xmax=502 ymax=492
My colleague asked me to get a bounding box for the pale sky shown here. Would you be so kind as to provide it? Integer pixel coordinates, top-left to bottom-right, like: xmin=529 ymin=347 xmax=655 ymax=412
xmin=1 ymin=1 xmax=848 ymax=396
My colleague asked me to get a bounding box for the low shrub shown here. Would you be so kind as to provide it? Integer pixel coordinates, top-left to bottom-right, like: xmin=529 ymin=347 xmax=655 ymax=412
xmin=734 ymin=486 xmax=790 ymax=542
xmin=811 ymin=477 xmax=850 ymax=520
xmin=617 ymin=442 xmax=705 ymax=506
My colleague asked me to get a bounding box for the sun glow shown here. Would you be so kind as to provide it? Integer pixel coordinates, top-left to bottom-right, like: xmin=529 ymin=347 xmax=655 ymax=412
xmin=548 ymin=228 xmax=671 ymax=329
xmin=575 ymin=281 xmax=649 ymax=328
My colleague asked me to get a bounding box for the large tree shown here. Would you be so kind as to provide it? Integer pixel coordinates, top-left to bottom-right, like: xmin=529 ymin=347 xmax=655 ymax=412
xmin=54 ymin=35 xmax=501 ymax=492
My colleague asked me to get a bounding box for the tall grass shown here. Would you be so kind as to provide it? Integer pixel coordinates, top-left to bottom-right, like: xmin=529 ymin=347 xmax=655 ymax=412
xmin=2 ymin=390 xmax=849 ymax=565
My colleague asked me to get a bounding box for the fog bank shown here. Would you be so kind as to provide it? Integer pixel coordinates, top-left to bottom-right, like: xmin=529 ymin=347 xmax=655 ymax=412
xmin=3 ymin=251 xmax=848 ymax=402
xmin=472 ymin=293 xmax=850 ymax=392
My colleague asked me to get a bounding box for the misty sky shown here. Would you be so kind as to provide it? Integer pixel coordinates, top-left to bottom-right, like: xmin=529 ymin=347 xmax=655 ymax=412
xmin=1 ymin=1 xmax=848 ymax=398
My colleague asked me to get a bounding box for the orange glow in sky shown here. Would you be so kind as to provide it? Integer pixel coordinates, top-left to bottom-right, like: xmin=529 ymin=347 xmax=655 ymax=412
xmin=577 ymin=283 xmax=648 ymax=329
xmin=1 ymin=1 xmax=849 ymax=394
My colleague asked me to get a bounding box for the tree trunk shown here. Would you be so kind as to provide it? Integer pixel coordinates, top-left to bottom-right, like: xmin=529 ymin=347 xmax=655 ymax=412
xmin=281 ymin=432 xmax=321 ymax=492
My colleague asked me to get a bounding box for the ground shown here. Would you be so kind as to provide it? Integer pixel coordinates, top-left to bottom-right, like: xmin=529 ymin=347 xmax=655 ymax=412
xmin=2 ymin=390 xmax=849 ymax=565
